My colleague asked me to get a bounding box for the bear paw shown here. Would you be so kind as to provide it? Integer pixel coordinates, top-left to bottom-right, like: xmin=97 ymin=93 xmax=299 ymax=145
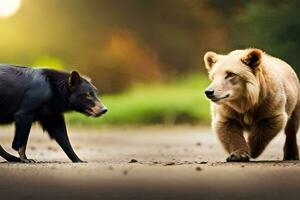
xmin=20 ymin=158 xmax=36 ymax=163
xmin=226 ymin=151 xmax=250 ymax=162
xmin=283 ymin=154 xmax=299 ymax=160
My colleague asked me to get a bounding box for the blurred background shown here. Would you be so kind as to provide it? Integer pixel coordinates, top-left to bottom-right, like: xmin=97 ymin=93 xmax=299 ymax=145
xmin=0 ymin=0 xmax=299 ymax=126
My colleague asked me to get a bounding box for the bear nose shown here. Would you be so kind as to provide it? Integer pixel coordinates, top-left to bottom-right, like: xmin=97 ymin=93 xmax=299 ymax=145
xmin=205 ymin=88 xmax=215 ymax=98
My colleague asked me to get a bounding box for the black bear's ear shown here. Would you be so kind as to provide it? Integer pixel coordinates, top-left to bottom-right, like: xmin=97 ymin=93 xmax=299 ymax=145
xmin=69 ymin=71 xmax=81 ymax=90
xmin=241 ymin=49 xmax=262 ymax=70
xmin=204 ymin=51 xmax=218 ymax=72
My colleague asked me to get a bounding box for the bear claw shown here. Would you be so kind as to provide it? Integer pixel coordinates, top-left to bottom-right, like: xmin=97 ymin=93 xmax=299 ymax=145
xmin=20 ymin=158 xmax=36 ymax=163
xmin=226 ymin=151 xmax=250 ymax=162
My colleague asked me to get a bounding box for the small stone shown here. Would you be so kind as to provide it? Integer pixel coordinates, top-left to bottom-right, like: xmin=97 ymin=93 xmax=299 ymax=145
xmin=123 ymin=170 xmax=128 ymax=175
xmin=129 ymin=159 xmax=138 ymax=163
xmin=164 ymin=162 xmax=175 ymax=166
xmin=195 ymin=167 xmax=202 ymax=171
xmin=196 ymin=142 xmax=202 ymax=146
xmin=47 ymin=146 xmax=57 ymax=151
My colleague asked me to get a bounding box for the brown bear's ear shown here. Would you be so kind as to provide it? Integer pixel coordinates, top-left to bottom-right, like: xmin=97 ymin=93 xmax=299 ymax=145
xmin=204 ymin=51 xmax=218 ymax=72
xmin=241 ymin=49 xmax=262 ymax=69
xmin=69 ymin=71 xmax=81 ymax=90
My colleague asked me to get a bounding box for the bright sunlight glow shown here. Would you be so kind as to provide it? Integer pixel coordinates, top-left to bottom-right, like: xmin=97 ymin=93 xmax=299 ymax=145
xmin=0 ymin=0 xmax=21 ymax=18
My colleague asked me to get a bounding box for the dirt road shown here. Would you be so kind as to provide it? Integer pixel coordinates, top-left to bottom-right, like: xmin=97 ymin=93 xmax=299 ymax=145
xmin=0 ymin=126 xmax=300 ymax=200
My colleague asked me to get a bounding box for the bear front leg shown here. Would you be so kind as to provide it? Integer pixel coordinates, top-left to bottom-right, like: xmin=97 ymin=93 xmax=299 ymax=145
xmin=39 ymin=114 xmax=85 ymax=163
xmin=214 ymin=119 xmax=250 ymax=162
xmin=248 ymin=114 xmax=287 ymax=159
xmin=18 ymin=145 xmax=36 ymax=163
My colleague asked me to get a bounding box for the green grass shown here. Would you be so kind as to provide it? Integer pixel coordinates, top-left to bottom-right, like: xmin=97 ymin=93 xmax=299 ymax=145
xmin=65 ymin=74 xmax=211 ymax=126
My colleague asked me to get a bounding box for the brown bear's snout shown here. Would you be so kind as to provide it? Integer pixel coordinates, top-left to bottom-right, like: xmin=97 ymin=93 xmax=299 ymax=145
xmin=205 ymin=88 xmax=215 ymax=99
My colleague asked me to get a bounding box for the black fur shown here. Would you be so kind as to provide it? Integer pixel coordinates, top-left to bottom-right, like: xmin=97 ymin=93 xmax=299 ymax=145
xmin=0 ymin=65 xmax=107 ymax=162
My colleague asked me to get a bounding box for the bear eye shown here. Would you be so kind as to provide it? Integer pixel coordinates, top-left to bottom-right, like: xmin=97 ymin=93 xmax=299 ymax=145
xmin=85 ymin=92 xmax=92 ymax=98
xmin=225 ymin=72 xmax=237 ymax=79
xmin=86 ymin=91 xmax=94 ymax=98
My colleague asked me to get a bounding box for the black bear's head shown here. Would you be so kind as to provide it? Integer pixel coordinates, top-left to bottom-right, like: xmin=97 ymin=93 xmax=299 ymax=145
xmin=68 ymin=71 xmax=108 ymax=117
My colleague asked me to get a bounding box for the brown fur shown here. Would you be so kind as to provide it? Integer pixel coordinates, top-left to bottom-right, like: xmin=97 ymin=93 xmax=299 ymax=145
xmin=204 ymin=48 xmax=300 ymax=161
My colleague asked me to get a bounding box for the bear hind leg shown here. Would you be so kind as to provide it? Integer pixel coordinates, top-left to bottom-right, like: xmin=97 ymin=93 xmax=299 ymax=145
xmin=0 ymin=145 xmax=21 ymax=162
xmin=284 ymin=105 xmax=300 ymax=160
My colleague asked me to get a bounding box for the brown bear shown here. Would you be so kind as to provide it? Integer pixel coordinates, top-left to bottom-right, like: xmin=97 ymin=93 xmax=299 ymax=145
xmin=203 ymin=48 xmax=300 ymax=162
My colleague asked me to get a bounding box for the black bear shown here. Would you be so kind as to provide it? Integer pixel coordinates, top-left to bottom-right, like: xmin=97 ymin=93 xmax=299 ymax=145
xmin=0 ymin=65 xmax=107 ymax=163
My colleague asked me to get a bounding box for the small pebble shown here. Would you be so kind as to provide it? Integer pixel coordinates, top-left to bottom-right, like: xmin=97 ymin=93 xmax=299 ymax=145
xmin=129 ymin=159 xmax=138 ymax=163
xmin=47 ymin=146 xmax=57 ymax=151
xmin=195 ymin=167 xmax=202 ymax=171
xmin=164 ymin=162 xmax=175 ymax=166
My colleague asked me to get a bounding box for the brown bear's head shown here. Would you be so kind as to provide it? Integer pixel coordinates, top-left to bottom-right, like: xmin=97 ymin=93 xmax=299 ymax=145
xmin=203 ymin=48 xmax=263 ymax=110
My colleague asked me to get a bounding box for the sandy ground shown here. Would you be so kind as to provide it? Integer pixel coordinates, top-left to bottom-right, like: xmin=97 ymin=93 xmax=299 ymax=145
xmin=0 ymin=125 xmax=300 ymax=200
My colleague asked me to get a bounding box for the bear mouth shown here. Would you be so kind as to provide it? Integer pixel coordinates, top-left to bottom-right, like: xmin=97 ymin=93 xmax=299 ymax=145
xmin=85 ymin=106 xmax=108 ymax=118
xmin=211 ymin=94 xmax=230 ymax=102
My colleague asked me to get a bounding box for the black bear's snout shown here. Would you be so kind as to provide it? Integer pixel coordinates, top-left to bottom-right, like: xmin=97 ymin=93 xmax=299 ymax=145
xmin=92 ymin=107 xmax=108 ymax=117
xmin=87 ymin=101 xmax=108 ymax=117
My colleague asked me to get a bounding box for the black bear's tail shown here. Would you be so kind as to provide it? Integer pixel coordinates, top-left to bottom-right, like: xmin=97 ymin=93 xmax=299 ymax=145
xmin=0 ymin=145 xmax=21 ymax=162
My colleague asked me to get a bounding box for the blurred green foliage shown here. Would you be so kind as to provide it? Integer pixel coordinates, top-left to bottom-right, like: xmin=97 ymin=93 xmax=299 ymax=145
xmin=0 ymin=0 xmax=229 ymax=93
xmin=65 ymin=74 xmax=211 ymax=126
xmin=0 ymin=0 xmax=299 ymax=126
xmin=1 ymin=0 xmax=298 ymax=91
xmin=234 ymin=0 xmax=300 ymax=74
